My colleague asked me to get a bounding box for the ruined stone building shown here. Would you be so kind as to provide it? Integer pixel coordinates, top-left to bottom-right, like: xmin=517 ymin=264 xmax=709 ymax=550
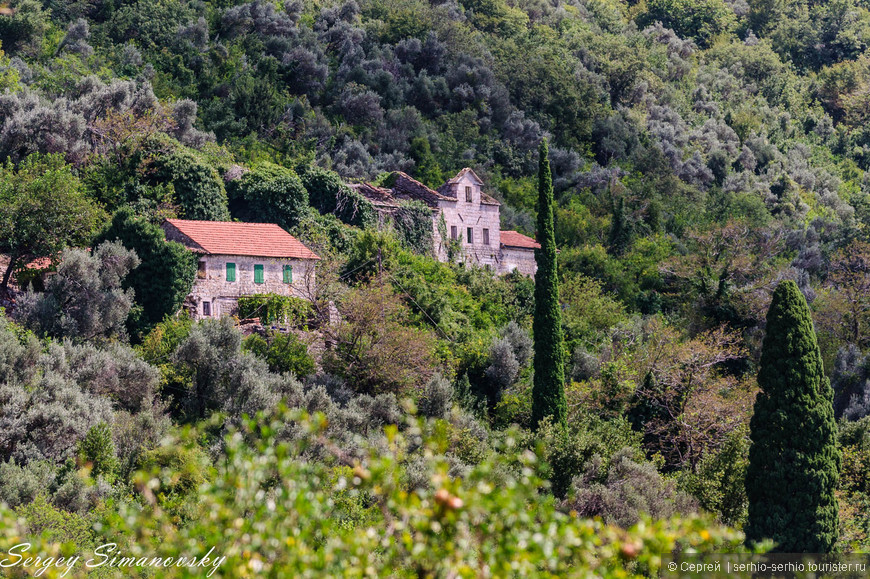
xmin=350 ymin=168 xmax=539 ymax=277
xmin=162 ymin=219 xmax=320 ymax=320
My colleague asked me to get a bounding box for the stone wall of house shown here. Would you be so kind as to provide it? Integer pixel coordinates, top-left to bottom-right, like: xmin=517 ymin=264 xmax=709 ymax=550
xmin=436 ymin=172 xmax=502 ymax=268
xmin=497 ymin=247 xmax=537 ymax=278
xmin=189 ymin=255 xmax=316 ymax=319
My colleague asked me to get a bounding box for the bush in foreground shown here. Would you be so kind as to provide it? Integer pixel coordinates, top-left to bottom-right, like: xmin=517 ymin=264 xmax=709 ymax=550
xmin=0 ymin=409 xmax=750 ymax=578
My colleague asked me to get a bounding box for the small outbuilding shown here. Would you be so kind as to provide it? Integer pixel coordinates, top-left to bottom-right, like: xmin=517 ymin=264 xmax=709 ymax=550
xmin=162 ymin=219 xmax=320 ymax=320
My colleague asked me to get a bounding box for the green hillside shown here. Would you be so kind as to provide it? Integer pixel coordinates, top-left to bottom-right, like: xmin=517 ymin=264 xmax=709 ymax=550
xmin=2 ymin=0 xmax=870 ymax=573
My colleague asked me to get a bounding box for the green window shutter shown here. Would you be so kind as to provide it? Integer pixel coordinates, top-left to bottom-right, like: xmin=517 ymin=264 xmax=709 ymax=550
xmin=254 ymin=264 xmax=264 ymax=284
xmin=226 ymin=262 xmax=236 ymax=282
xmin=283 ymin=265 xmax=293 ymax=284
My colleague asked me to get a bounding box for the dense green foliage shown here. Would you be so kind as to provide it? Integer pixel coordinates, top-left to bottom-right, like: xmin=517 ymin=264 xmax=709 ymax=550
xmin=237 ymin=293 xmax=313 ymax=325
xmin=0 ymin=154 xmax=103 ymax=291
xmin=7 ymin=0 xmax=870 ymax=566
xmin=242 ymin=331 xmax=316 ymax=378
xmin=93 ymin=208 xmax=197 ymax=338
xmin=131 ymin=134 xmax=230 ymax=221
xmin=746 ymin=281 xmax=840 ymax=552
xmin=0 ymin=410 xmax=749 ymax=578
xmin=532 ymin=140 xmax=566 ymax=427
xmin=300 ymin=165 xmax=377 ymax=228
xmin=227 ymin=162 xmax=310 ymax=229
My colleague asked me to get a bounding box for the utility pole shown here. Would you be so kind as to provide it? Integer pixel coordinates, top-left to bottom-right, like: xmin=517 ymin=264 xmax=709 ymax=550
xmin=377 ymin=246 xmax=384 ymax=333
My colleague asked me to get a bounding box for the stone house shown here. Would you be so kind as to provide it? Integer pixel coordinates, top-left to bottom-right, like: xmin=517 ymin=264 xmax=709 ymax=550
xmin=162 ymin=219 xmax=320 ymax=320
xmin=350 ymin=168 xmax=539 ymax=277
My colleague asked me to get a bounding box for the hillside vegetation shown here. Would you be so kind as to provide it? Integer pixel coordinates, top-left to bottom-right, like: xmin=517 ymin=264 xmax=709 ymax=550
xmin=2 ymin=0 xmax=870 ymax=573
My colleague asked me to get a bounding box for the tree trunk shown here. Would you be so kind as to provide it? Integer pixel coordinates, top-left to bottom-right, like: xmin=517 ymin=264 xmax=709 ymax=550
xmin=0 ymin=255 xmax=18 ymax=296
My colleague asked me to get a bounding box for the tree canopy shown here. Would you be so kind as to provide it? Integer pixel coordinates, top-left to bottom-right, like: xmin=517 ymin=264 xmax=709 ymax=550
xmin=0 ymin=154 xmax=103 ymax=293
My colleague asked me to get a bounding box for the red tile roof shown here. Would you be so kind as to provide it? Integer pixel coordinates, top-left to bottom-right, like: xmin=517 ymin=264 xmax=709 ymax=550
xmin=25 ymin=256 xmax=54 ymax=270
xmin=164 ymin=219 xmax=320 ymax=260
xmin=500 ymin=230 xmax=540 ymax=250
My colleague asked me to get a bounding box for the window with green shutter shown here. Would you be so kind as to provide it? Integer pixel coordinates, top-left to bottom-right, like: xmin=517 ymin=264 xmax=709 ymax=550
xmin=226 ymin=262 xmax=236 ymax=282
xmin=254 ymin=264 xmax=264 ymax=284
xmin=283 ymin=265 xmax=293 ymax=284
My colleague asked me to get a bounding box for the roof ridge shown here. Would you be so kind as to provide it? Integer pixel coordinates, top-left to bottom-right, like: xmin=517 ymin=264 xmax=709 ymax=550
xmin=167 ymin=218 xmax=284 ymax=227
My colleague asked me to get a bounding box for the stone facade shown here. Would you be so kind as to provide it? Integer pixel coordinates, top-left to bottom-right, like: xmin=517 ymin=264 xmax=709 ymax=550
xmin=434 ymin=170 xmax=503 ymax=269
xmin=352 ymin=169 xmax=539 ymax=277
xmin=499 ymin=246 xmax=538 ymax=276
xmin=187 ymin=255 xmax=316 ymax=319
xmin=162 ymin=219 xmax=320 ymax=320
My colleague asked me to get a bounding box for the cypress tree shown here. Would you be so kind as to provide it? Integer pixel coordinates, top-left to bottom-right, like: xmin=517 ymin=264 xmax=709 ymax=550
xmin=745 ymin=280 xmax=839 ymax=552
xmin=531 ymin=139 xmax=567 ymax=427
xmin=607 ymin=196 xmax=631 ymax=255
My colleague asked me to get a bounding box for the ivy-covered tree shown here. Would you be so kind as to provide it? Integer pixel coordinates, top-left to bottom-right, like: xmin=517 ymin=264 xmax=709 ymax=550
xmin=745 ymin=280 xmax=840 ymax=552
xmin=531 ymin=139 xmax=566 ymax=428
xmin=227 ymin=162 xmax=310 ymax=230
xmin=132 ymin=134 xmax=229 ymax=221
xmin=93 ymin=208 xmax=197 ymax=338
xmin=299 ymin=165 xmax=376 ymax=228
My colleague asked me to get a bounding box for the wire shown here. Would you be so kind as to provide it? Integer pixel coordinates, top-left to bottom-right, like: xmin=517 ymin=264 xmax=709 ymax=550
xmin=338 ymin=258 xmax=378 ymax=281
xmin=385 ymin=271 xmax=454 ymax=342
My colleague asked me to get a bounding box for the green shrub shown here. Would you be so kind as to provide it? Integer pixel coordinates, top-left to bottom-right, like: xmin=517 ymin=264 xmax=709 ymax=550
xmin=78 ymin=422 xmax=119 ymax=483
xmin=492 ymin=384 xmax=532 ymax=428
xmin=243 ymin=331 xmax=316 ymax=378
xmin=171 ymin=316 xmax=300 ymax=421
xmin=679 ymin=428 xmax=749 ymax=528
xmin=563 ymin=448 xmax=698 ymax=529
xmin=417 ymin=372 xmax=453 ymax=419
xmin=0 ymin=0 xmax=49 ymax=55
xmin=15 ymin=494 xmax=95 ymax=547
xmin=237 ymin=293 xmax=313 ymax=326
xmin=530 ymin=415 xmax=643 ymax=499
xmin=0 ymin=460 xmax=56 ymax=508
xmin=138 ymin=312 xmax=194 ymax=365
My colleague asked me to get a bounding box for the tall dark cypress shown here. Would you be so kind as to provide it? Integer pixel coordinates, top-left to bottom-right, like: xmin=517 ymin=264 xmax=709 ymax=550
xmin=745 ymin=280 xmax=839 ymax=552
xmin=531 ymin=139 xmax=567 ymax=428
xmin=607 ymin=196 xmax=630 ymax=255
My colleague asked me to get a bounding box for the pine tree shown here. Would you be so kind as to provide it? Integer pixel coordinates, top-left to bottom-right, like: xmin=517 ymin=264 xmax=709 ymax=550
xmin=745 ymin=280 xmax=839 ymax=552
xmin=531 ymin=139 xmax=567 ymax=428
